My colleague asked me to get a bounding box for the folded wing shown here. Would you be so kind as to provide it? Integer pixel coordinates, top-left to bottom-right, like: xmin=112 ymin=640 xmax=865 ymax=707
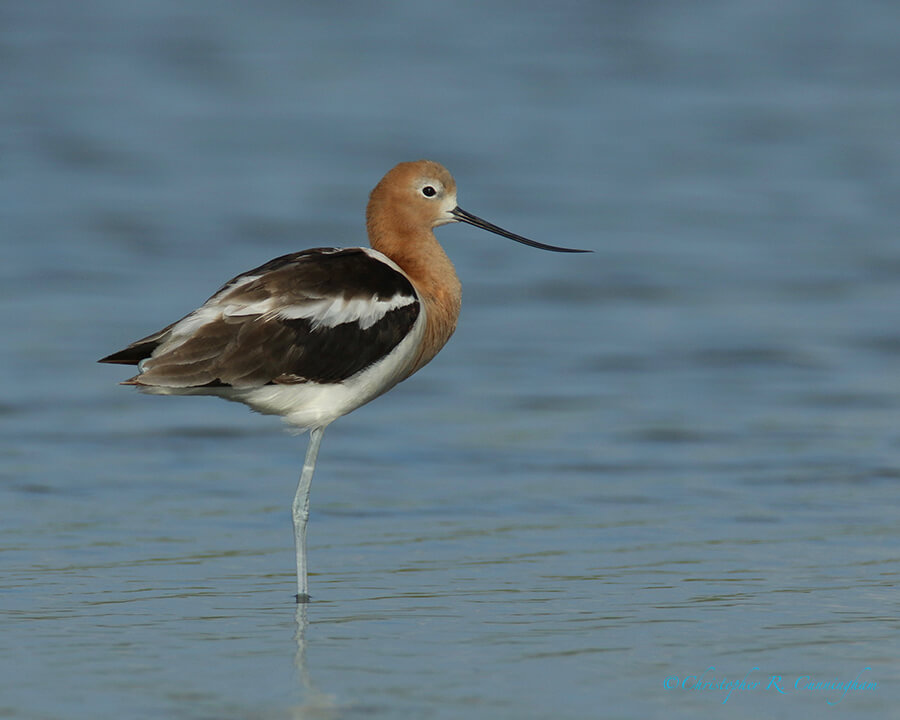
xmin=99 ymin=248 xmax=421 ymax=388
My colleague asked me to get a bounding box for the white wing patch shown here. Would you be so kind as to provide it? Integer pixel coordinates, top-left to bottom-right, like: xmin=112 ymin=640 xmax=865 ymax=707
xmin=204 ymin=292 xmax=415 ymax=330
xmin=276 ymin=294 xmax=416 ymax=330
xmin=163 ymin=305 xmax=225 ymax=344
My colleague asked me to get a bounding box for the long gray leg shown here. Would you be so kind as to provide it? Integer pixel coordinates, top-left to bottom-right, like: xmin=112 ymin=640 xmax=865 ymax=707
xmin=293 ymin=426 xmax=324 ymax=602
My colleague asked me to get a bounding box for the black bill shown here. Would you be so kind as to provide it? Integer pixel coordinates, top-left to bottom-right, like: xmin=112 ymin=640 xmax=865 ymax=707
xmin=450 ymin=207 xmax=590 ymax=253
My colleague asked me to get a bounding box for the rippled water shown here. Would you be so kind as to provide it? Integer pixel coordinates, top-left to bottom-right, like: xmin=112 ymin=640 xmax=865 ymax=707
xmin=2 ymin=1 xmax=899 ymax=718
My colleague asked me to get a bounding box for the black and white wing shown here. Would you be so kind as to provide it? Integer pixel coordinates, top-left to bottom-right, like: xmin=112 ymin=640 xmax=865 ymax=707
xmin=99 ymin=248 xmax=421 ymax=388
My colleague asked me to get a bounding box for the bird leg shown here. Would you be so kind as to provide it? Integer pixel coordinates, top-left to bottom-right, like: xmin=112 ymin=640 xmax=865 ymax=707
xmin=293 ymin=426 xmax=324 ymax=602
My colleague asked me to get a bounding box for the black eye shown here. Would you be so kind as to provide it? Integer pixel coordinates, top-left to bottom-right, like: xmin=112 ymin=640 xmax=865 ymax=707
xmin=422 ymin=186 xmax=436 ymax=197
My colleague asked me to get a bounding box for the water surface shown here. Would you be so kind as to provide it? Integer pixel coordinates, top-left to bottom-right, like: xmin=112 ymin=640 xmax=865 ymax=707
xmin=2 ymin=1 xmax=899 ymax=718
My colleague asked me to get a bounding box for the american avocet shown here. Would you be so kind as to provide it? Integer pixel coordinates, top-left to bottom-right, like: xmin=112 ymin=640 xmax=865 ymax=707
xmin=100 ymin=160 xmax=588 ymax=600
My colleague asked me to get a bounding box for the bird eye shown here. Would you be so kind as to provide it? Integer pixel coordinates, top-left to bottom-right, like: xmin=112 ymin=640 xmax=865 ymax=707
xmin=421 ymin=185 xmax=437 ymax=197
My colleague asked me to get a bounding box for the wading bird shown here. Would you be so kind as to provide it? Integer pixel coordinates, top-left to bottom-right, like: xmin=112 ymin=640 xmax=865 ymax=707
xmin=100 ymin=160 xmax=588 ymax=601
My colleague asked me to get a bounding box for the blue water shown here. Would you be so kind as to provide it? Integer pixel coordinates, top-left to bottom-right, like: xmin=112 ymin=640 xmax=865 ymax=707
xmin=2 ymin=1 xmax=899 ymax=718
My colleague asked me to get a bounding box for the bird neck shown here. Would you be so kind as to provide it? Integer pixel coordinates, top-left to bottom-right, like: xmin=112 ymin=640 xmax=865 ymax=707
xmin=367 ymin=218 xmax=462 ymax=376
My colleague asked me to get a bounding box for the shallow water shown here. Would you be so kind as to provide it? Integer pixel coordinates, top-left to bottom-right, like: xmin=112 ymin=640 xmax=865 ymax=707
xmin=2 ymin=1 xmax=899 ymax=718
